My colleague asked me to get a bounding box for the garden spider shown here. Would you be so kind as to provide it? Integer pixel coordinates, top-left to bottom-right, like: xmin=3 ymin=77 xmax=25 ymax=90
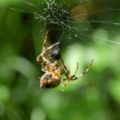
xmin=36 ymin=31 xmax=93 ymax=88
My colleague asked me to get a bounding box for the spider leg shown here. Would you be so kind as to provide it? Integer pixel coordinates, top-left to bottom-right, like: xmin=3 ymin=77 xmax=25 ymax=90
xmin=42 ymin=30 xmax=49 ymax=50
xmin=60 ymin=58 xmax=79 ymax=82
xmin=81 ymin=59 xmax=93 ymax=76
xmin=70 ymin=59 xmax=93 ymax=80
xmin=62 ymin=61 xmax=79 ymax=81
xmin=69 ymin=62 xmax=79 ymax=79
xmin=61 ymin=58 xmax=70 ymax=75
xmin=74 ymin=59 xmax=93 ymax=79
xmin=36 ymin=31 xmax=49 ymax=62
xmin=74 ymin=62 xmax=79 ymax=75
xmin=64 ymin=59 xmax=93 ymax=81
xmin=36 ymin=42 xmax=60 ymax=62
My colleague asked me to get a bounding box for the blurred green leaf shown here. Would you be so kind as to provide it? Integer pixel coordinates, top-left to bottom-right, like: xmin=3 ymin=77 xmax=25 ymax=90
xmin=0 ymin=85 xmax=10 ymax=103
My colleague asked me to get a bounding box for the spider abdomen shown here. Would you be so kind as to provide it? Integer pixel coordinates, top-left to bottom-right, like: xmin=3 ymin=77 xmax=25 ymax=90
xmin=40 ymin=73 xmax=61 ymax=88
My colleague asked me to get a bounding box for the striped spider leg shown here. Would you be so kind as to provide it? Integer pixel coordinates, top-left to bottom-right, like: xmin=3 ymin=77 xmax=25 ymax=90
xmin=61 ymin=59 xmax=93 ymax=86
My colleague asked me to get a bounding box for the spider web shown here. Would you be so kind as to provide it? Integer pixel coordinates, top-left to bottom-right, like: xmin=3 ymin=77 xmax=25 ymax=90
xmin=6 ymin=1 xmax=120 ymax=118
xmin=9 ymin=0 xmax=120 ymax=86
xmin=9 ymin=0 xmax=120 ymax=47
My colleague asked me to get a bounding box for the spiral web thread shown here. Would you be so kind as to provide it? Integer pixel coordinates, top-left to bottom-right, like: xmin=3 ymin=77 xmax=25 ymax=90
xmin=9 ymin=0 xmax=120 ymax=47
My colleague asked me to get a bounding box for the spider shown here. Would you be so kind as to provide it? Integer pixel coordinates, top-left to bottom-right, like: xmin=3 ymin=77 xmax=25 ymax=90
xmin=36 ymin=31 xmax=93 ymax=88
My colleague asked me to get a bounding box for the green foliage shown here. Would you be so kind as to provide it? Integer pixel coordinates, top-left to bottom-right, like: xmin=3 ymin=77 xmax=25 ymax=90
xmin=0 ymin=0 xmax=120 ymax=120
